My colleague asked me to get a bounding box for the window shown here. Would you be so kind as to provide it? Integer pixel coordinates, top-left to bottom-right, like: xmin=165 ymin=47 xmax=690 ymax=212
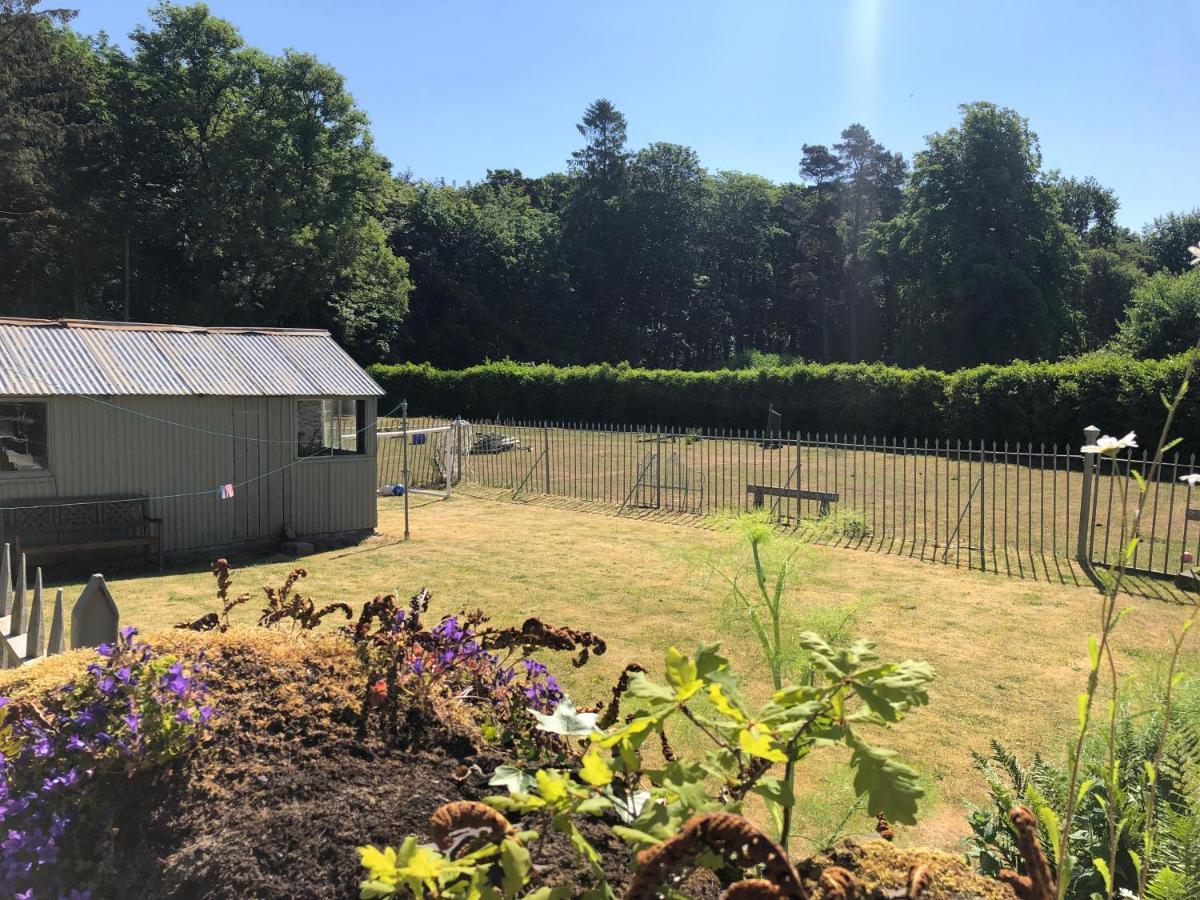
xmin=0 ymin=401 xmax=48 ymax=473
xmin=297 ymin=398 xmax=365 ymax=457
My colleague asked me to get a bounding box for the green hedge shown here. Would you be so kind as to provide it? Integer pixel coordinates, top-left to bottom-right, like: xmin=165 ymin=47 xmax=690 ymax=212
xmin=369 ymin=355 xmax=1200 ymax=448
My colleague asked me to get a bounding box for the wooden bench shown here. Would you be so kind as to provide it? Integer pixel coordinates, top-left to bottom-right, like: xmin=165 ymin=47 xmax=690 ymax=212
xmin=747 ymin=484 xmax=839 ymax=516
xmin=0 ymin=497 xmax=163 ymax=568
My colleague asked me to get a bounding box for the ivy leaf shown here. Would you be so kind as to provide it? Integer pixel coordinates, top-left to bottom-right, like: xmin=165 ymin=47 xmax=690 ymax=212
xmin=532 ymin=697 xmax=598 ymax=737
xmin=499 ymin=839 xmax=532 ymax=897
xmin=847 ymin=733 xmax=924 ymax=824
xmin=665 ymin=647 xmax=703 ymax=701
xmin=489 ymin=765 xmax=537 ymax=795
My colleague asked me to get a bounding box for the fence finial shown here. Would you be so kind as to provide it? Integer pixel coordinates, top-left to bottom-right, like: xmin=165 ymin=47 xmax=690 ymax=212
xmin=47 ymin=589 xmax=66 ymax=656
xmin=26 ymin=568 xmax=44 ymax=661
xmin=1082 ymin=424 xmax=1101 ymax=446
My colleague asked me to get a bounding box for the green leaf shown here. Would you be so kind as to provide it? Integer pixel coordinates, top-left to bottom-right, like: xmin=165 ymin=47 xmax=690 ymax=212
xmin=611 ymin=825 xmax=662 ymax=846
xmin=1077 ymin=692 xmax=1090 ymax=731
xmin=531 ymin=697 xmax=598 ymax=737
xmin=751 ymin=775 xmax=795 ymax=809
xmin=1037 ymin=804 xmax=1062 ymax=866
xmin=489 ymin=765 xmax=536 ymax=795
xmin=1088 ymin=635 xmax=1100 ymax=670
xmin=499 ymin=839 xmax=531 ymax=898
xmin=738 ymin=727 xmax=787 ymax=763
xmin=1144 ymin=760 xmax=1157 ymax=785
xmin=665 ymin=647 xmax=702 ymax=701
xmin=846 ymin=733 xmax=924 ymax=825
xmin=1093 ymin=856 xmax=1112 ymax=893
xmin=624 ymin=671 xmax=676 ymax=706
xmin=579 ymin=748 xmax=613 ymax=788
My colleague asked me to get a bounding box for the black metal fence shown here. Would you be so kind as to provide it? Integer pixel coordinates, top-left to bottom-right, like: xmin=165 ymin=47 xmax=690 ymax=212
xmin=377 ymin=418 xmax=1200 ymax=580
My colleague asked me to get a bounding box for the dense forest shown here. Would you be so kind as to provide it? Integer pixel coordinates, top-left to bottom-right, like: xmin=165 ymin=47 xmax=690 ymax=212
xmin=3 ymin=0 xmax=1199 ymax=368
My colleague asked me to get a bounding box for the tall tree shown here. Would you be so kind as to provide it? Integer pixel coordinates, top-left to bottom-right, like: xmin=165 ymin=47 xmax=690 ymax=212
xmin=563 ymin=99 xmax=631 ymax=359
xmin=887 ymin=102 xmax=1081 ymax=368
xmin=832 ymin=124 xmax=906 ymax=360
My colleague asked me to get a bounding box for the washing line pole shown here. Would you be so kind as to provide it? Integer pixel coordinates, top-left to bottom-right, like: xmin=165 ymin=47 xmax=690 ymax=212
xmin=402 ymin=400 xmax=410 ymax=541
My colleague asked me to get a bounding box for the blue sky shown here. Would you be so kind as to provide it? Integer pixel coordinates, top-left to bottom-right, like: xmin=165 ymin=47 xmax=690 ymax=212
xmin=72 ymin=0 xmax=1199 ymax=230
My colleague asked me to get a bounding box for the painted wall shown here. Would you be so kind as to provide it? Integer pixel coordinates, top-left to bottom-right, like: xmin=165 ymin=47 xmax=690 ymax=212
xmin=0 ymin=395 xmax=377 ymax=552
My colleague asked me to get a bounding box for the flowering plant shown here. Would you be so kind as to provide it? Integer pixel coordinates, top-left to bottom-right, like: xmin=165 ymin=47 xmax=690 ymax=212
xmin=0 ymin=627 xmax=211 ymax=898
xmin=350 ymin=590 xmax=601 ymax=756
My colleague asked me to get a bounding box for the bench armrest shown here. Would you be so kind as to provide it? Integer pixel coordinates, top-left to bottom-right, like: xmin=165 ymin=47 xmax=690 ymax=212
xmin=144 ymin=516 xmax=164 ymax=524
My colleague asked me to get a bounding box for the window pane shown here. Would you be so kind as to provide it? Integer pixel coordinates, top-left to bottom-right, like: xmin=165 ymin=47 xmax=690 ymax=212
xmin=0 ymin=402 xmax=48 ymax=473
xmin=297 ymin=399 xmax=362 ymax=457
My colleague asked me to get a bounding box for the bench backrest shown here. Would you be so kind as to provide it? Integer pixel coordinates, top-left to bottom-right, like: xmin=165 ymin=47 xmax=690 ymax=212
xmin=0 ymin=498 xmax=151 ymax=542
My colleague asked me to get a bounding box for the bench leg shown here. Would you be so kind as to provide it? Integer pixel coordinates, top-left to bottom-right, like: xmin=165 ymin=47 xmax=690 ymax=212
xmin=752 ymin=490 xmax=764 ymax=509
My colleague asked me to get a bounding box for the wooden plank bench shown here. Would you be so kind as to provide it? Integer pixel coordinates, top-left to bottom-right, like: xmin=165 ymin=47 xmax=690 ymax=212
xmin=747 ymin=484 xmax=839 ymax=516
xmin=0 ymin=497 xmax=163 ymax=568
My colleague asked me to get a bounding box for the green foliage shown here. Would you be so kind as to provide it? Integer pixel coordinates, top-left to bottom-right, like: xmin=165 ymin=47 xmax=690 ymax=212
xmin=886 ymin=102 xmax=1083 ymax=369
xmin=1112 ymin=269 xmax=1200 ymax=359
xmin=536 ymin=635 xmax=930 ymax=859
xmin=369 ymin=352 xmax=1200 ymax=447
xmin=967 ymin=685 xmax=1200 ymax=900
xmin=358 ymin=832 xmax=545 ymax=900
xmin=1 ymin=1 xmax=410 ymax=357
xmin=1143 ymin=210 xmax=1200 ymax=275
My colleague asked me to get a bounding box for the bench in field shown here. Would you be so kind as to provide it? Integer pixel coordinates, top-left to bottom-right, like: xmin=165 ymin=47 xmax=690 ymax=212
xmin=747 ymin=484 xmax=839 ymax=516
xmin=0 ymin=497 xmax=163 ymax=568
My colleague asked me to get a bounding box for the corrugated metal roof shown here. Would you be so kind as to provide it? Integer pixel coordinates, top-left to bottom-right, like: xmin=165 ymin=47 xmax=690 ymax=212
xmin=0 ymin=318 xmax=384 ymax=397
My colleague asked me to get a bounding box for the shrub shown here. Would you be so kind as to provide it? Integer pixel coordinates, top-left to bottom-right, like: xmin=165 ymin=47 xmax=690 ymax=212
xmin=369 ymin=354 xmax=1200 ymax=447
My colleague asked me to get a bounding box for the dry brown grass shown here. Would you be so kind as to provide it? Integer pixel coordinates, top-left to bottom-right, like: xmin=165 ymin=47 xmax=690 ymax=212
xmin=38 ymin=493 xmax=1199 ymax=854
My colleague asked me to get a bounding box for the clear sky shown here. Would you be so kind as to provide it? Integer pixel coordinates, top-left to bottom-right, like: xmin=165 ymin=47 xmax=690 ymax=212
xmin=70 ymin=0 xmax=1199 ymax=230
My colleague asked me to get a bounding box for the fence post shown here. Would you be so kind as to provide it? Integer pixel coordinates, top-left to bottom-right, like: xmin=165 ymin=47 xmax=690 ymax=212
xmin=655 ymin=430 xmax=663 ymax=510
xmin=1077 ymin=424 xmax=1100 ymax=566
xmin=542 ymin=424 xmax=551 ymax=495
xmin=979 ymin=448 xmax=987 ymax=571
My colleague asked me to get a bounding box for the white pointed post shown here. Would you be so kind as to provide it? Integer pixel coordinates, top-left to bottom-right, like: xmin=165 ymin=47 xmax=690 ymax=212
xmin=0 ymin=543 xmax=10 ymax=617
xmin=25 ymin=568 xmax=44 ymax=661
xmin=11 ymin=553 xmax=25 ymax=635
xmin=47 ymin=589 xmax=66 ymax=656
xmin=71 ymin=575 xmax=119 ymax=650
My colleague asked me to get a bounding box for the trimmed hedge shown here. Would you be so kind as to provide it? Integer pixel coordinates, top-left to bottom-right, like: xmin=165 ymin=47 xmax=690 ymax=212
xmin=369 ymin=355 xmax=1200 ymax=448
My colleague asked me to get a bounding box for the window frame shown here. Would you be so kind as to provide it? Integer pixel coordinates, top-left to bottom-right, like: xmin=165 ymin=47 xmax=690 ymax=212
xmin=295 ymin=397 xmax=368 ymax=461
xmin=0 ymin=398 xmax=52 ymax=479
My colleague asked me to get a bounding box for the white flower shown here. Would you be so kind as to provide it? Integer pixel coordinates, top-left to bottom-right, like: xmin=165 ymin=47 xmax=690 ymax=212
xmin=1081 ymin=431 xmax=1138 ymax=455
xmin=1189 ymin=244 xmax=1200 ymax=267
xmin=1181 ymin=473 xmax=1200 ymax=486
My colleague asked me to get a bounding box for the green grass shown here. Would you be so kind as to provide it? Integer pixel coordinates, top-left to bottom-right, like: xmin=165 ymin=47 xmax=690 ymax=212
xmin=51 ymin=493 xmax=1200 ymax=853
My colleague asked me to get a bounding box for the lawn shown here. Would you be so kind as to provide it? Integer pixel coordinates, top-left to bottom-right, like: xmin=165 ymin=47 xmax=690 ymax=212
xmin=56 ymin=492 xmax=1199 ymax=854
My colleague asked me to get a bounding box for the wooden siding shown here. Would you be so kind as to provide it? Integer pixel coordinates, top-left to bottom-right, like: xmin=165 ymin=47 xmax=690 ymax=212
xmin=0 ymin=396 xmax=377 ymax=552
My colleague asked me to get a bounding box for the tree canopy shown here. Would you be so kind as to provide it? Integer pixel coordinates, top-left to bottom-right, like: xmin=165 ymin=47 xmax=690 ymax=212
xmin=2 ymin=1 xmax=1192 ymax=369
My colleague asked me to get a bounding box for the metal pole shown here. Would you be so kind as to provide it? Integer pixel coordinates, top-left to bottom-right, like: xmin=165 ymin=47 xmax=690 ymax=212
xmin=542 ymin=424 xmax=551 ymax=494
xmin=656 ymin=429 xmax=663 ymax=510
xmin=1076 ymin=424 xmax=1099 ymax=566
xmin=401 ymin=400 xmax=410 ymax=541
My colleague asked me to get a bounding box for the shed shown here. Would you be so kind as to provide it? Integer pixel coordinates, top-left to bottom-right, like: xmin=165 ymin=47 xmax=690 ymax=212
xmin=0 ymin=317 xmax=383 ymax=558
